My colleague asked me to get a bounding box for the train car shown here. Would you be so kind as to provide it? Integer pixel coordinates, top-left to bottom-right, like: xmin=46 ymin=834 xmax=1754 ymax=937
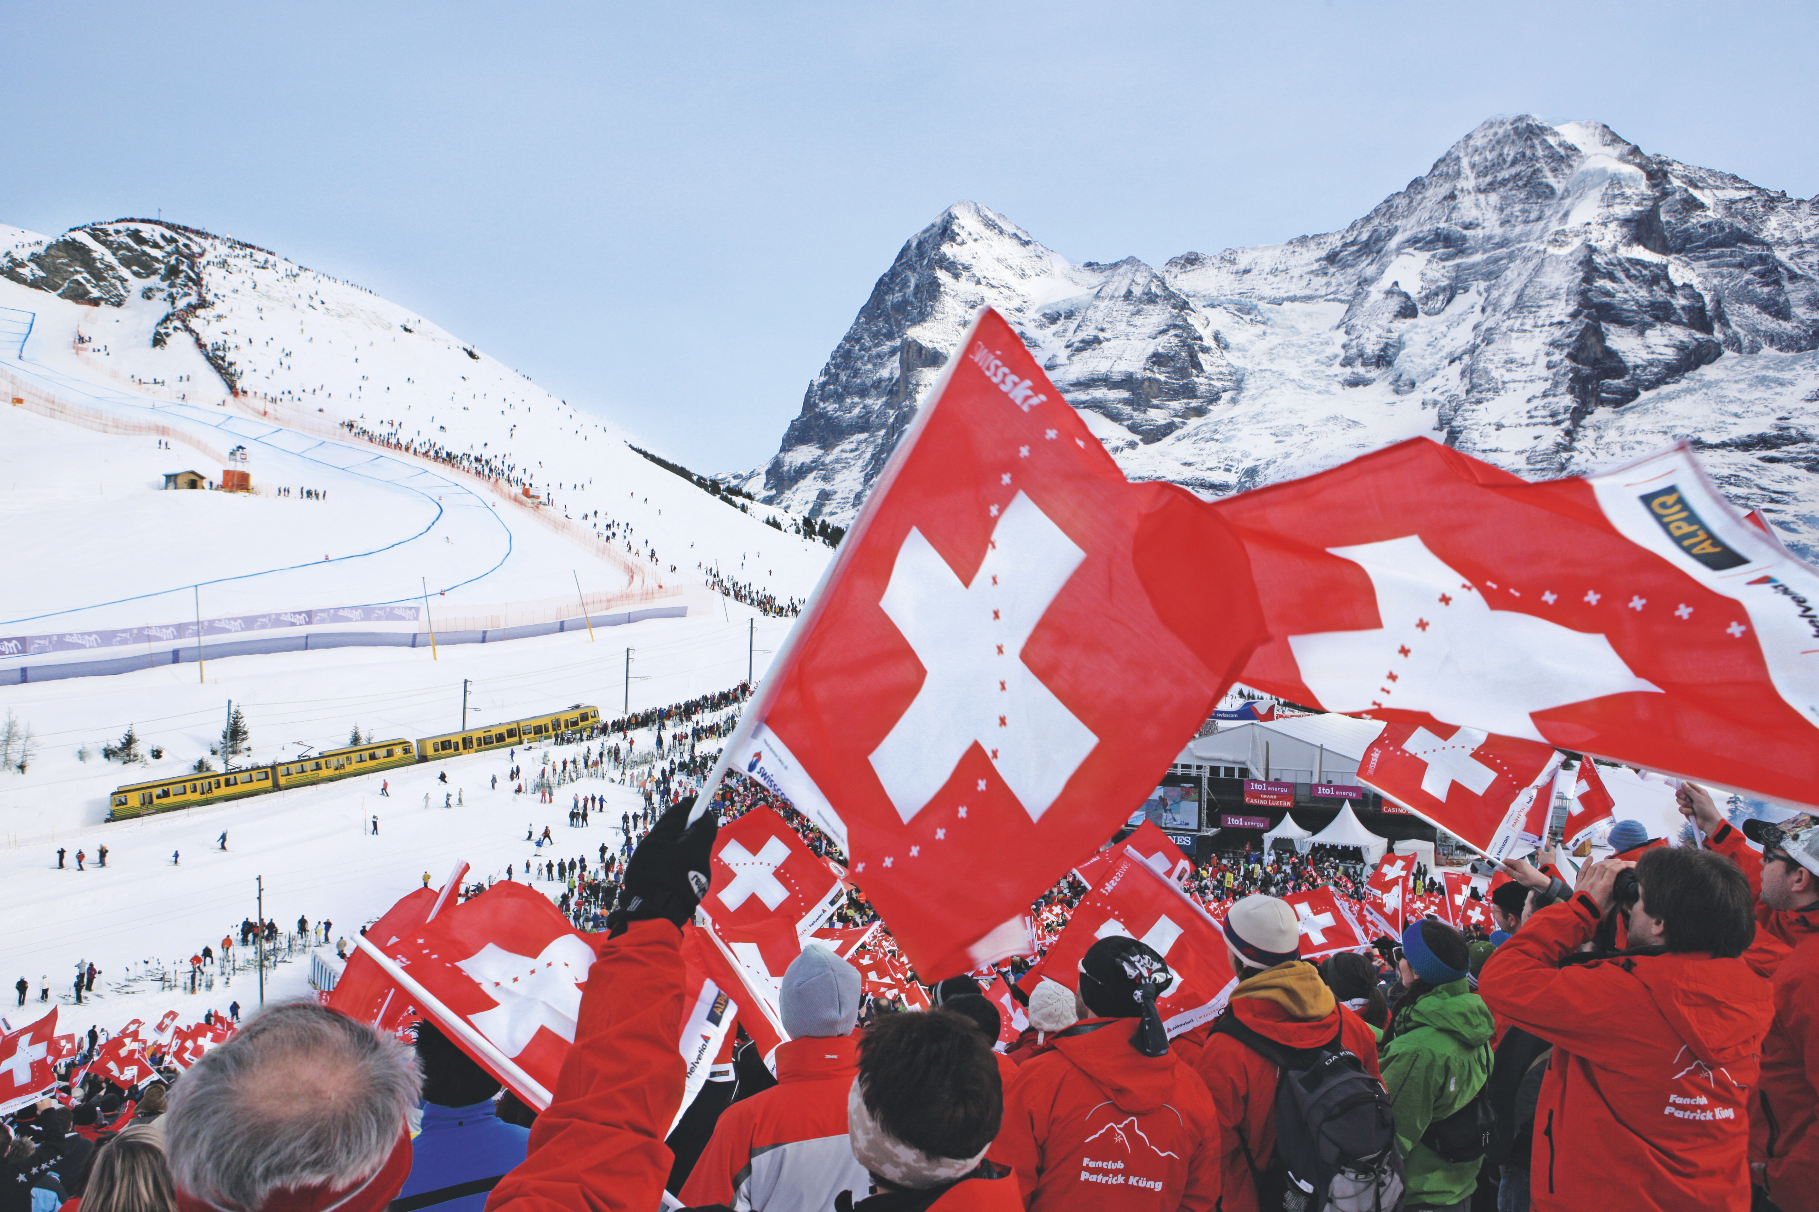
xmin=418 ymin=704 xmax=599 ymax=760
xmin=110 ymin=766 xmax=276 ymax=820
xmin=273 ymin=738 xmax=417 ymax=790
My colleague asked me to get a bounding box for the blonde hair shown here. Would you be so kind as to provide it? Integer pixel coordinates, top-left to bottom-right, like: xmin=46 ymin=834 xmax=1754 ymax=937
xmin=82 ymin=1132 xmax=176 ymax=1212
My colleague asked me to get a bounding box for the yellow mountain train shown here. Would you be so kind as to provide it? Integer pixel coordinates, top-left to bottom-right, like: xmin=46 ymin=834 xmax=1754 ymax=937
xmin=108 ymin=704 xmax=600 ymax=820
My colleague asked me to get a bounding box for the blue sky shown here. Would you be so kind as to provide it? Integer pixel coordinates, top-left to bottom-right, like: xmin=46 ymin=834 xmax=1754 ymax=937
xmin=6 ymin=1 xmax=1814 ymax=472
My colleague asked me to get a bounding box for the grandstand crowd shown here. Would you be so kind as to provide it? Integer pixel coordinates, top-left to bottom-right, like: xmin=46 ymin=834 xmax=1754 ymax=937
xmin=7 ymin=738 xmax=1812 ymax=1212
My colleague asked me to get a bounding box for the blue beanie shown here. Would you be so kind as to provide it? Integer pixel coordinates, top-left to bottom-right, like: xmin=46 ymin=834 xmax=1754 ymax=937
xmin=1607 ymin=819 xmax=1651 ymax=853
xmin=1402 ymin=921 xmax=1468 ymax=987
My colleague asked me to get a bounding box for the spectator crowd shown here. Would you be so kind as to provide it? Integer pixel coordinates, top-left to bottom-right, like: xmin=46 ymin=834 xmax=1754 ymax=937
xmin=9 ymin=773 xmax=1814 ymax=1212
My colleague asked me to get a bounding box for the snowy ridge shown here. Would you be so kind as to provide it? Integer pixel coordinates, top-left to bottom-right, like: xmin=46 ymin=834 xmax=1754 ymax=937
xmin=757 ymin=117 xmax=1819 ymax=557
xmin=0 ymin=219 xmax=833 ymax=638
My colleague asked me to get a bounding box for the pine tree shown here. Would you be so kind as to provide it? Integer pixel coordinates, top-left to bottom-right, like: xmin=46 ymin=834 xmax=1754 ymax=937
xmin=349 ymin=724 xmax=363 ymax=747
xmin=104 ymin=726 xmax=142 ymax=763
xmin=222 ymin=705 xmax=250 ymax=766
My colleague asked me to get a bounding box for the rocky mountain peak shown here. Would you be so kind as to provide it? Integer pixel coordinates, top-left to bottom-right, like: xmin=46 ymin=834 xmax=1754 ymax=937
xmin=753 ymin=117 xmax=1819 ymax=556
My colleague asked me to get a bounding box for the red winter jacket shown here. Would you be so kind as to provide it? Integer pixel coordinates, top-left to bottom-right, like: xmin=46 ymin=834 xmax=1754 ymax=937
xmin=487 ymin=919 xmax=684 ymax=1212
xmin=1189 ymin=963 xmax=1381 ymax=1212
xmin=991 ymin=1019 xmax=1219 ymax=1212
xmin=678 ymin=1034 xmax=869 ymax=1211
xmin=1478 ymin=894 xmax=1773 ymax=1212
xmin=1705 ymin=823 xmax=1819 ymax=1210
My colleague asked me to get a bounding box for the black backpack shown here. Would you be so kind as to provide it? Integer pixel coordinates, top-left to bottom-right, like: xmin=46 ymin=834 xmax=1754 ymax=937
xmin=1420 ymin=1078 xmax=1496 ymax=1163
xmin=1212 ymin=1012 xmax=1405 ymax=1212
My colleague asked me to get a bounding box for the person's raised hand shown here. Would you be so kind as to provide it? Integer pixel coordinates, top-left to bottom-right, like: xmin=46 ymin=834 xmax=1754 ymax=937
xmin=607 ymin=796 xmax=718 ymax=935
xmin=1574 ymin=857 xmax=1634 ymax=914
xmin=1676 ymin=782 xmax=1724 ymax=836
xmin=1500 ymin=856 xmax=1551 ymax=890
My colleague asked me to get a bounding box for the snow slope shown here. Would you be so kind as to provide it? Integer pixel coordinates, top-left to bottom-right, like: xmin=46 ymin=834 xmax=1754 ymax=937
xmin=0 ymin=221 xmax=832 ymax=641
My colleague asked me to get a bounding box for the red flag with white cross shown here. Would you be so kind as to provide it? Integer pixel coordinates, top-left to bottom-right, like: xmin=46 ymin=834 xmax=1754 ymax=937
xmin=326 ymin=885 xmax=439 ymax=1039
xmin=1037 ymin=847 xmax=1233 ymax=1037
xmin=0 ymin=1010 xmax=58 ymax=1115
xmin=1355 ymin=721 xmax=1563 ymax=860
xmin=988 ymin=975 xmax=1029 ymax=1050
xmin=1441 ymin=871 xmax=1478 ymax=928
xmin=1213 ymin=439 xmax=1819 ymax=810
xmin=354 ymin=882 xmax=735 ymax=1113
xmin=1562 ymin=759 xmax=1617 ymax=846
xmin=735 ymin=307 xmax=1268 ymax=978
xmin=701 ymin=805 xmax=844 ymax=940
xmin=1365 ymin=852 xmax=1414 ymax=934
xmin=1123 ymin=820 xmax=1194 ymax=885
xmin=1281 ymin=887 xmax=1367 ymax=959
xmin=92 ymin=1032 xmax=149 ymax=1090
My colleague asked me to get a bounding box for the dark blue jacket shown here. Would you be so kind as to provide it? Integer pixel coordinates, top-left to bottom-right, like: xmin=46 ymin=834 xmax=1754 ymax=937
xmin=394 ymin=1100 xmax=531 ymax=1212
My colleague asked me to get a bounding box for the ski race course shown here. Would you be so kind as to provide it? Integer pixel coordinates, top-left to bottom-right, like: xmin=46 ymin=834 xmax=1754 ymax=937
xmin=0 ymin=260 xmax=823 ymax=1041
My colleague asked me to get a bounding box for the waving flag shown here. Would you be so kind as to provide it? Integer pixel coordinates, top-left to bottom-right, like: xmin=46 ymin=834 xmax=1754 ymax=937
xmin=703 ymin=805 xmax=844 ymax=939
xmin=1214 ymin=439 xmax=1819 ymax=810
xmin=168 ymin=1021 xmax=234 ymax=1071
xmin=1038 ymin=847 xmax=1233 ymax=1037
xmin=988 ymin=974 xmax=1029 ymax=1050
xmin=48 ymin=1034 xmax=78 ymax=1063
xmin=1356 ymin=721 xmax=1563 ymax=859
xmin=1562 ymin=759 xmax=1617 ymax=846
xmin=0 ymin=1010 xmax=58 ymax=1115
xmin=730 ymin=307 xmax=1268 ymax=979
xmin=1365 ymin=852 xmax=1414 ymax=935
xmin=1123 ymin=820 xmax=1194 ymax=885
xmin=154 ymin=1010 xmax=180 ymax=1037
xmin=92 ymin=1032 xmax=149 ymax=1090
xmin=326 ymin=884 xmax=439 ymax=1038
xmin=1441 ymin=871 xmax=1479 ymax=928
xmin=1281 ymin=888 xmax=1367 ymax=959
xmin=354 ymin=881 xmax=735 ymax=1115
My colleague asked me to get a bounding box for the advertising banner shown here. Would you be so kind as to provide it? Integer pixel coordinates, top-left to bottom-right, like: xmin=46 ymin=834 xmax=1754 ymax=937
xmin=1243 ymin=779 xmax=1294 ymax=809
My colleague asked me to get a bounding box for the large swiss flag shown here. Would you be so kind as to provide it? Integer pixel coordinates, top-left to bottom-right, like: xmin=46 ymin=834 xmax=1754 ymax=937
xmin=740 ymin=308 xmax=1267 ymax=978
xmin=1356 ymin=721 xmax=1563 ymax=860
xmin=1037 ymin=846 xmax=1234 ymax=1037
xmin=1365 ymin=852 xmax=1415 ymax=935
xmin=1281 ymin=888 xmax=1368 ymax=959
xmin=1213 ymin=439 xmax=1819 ymax=810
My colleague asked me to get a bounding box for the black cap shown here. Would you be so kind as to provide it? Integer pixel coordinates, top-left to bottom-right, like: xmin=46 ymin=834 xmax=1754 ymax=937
xmin=1743 ymin=813 xmax=1816 ymax=849
xmin=1079 ymin=936 xmax=1172 ymax=1058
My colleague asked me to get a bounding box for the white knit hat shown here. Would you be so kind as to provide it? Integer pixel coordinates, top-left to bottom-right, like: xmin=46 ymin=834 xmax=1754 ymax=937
xmin=1223 ymin=894 xmax=1301 ymax=968
xmin=1027 ymin=978 xmax=1078 ymax=1034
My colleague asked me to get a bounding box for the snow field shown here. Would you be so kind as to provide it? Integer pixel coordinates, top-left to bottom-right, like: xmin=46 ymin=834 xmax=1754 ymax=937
xmin=0 ymin=609 xmax=790 ymax=1039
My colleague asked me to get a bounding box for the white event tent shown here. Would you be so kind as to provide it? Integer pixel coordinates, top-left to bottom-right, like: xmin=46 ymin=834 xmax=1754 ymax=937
xmin=1307 ymin=801 xmax=1389 ymax=866
xmin=1262 ymin=813 xmax=1315 ymax=853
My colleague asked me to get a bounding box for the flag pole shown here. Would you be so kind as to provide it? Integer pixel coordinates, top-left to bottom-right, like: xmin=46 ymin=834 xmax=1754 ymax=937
xmin=686 ymin=308 xmax=991 ymax=826
xmin=350 ymin=932 xmax=553 ymax=1109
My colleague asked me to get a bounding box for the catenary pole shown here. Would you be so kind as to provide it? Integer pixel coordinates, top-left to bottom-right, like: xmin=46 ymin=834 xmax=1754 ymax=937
xmin=256 ymin=876 xmax=265 ymax=1007
xmin=194 ymin=585 xmax=205 ymax=683
xmin=422 ymin=578 xmax=439 ymax=659
xmin=462 ymin=680 xmax=469 ymax=732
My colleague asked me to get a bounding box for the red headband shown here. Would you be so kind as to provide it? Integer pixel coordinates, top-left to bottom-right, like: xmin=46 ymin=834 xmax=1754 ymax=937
xmin=176 ymin=1128 xmax=413 ymax=1212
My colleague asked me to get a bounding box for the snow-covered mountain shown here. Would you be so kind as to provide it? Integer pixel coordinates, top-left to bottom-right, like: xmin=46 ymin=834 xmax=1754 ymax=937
xmin=753 ymin=117 xmax=1819 ymax=556
xmin=0 ymin=218 xmax=832 ymax=632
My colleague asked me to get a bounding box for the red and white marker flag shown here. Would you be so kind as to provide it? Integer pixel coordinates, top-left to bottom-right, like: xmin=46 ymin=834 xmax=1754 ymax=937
xmin=1124 ymin=820 xmax=1194 ymax=885
xmin=1365 ymin=852 xmax=1415 ymax=935
xmin=1562 ymin=759 xmax=1617 ymax=846
xmin=701 ymin=805 xmax=844 ymax=941
xmin=1038 ymin=846 xmax=1233 ymax=1037
xmin=1281 ymin=887 xmax=1367 ymax=959
xmin=1356 ymin=721 xmax=1563 ymax=860
xmin=726 ymin=307 xmax=1268 ymax=978
xmin=0 ymin=1010 xmax=58 ymax=1115
xmin=1213 ymin=439 xmax=1819 ymax=810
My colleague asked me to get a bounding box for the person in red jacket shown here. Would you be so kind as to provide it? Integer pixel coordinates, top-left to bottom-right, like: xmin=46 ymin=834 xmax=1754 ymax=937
xmin=680 ymin=945 xmax=870 ymax=1210
xmin=488 ymin=796 xmax=720 ymax=1212
xmin=993 ymin=936 xmax=1220 ymax=1212
xmin=1190 ymin=894 xmax=1380 ymax=1212
xmin=1680 ymin=784 xmax=1819 ymax=1212
xmin=844 ymin=1007 xmax=1022 ymax=1212
xmin=1478 ymin=847 xmax=1772 ymax=1212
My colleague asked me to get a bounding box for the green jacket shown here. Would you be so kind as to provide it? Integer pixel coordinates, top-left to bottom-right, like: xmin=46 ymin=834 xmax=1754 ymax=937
xmin=1380 ymin=979 xmax=1496 ymax=1206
